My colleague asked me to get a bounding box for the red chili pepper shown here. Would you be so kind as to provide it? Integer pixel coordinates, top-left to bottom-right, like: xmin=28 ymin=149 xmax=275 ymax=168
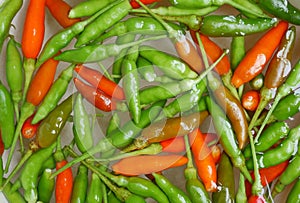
xmin=248 ymin=195 xmax=267 ymax=203
xmin=0 ymin=131 xmax=4 ymax=156
xmin=189 ymin=128 xmax=218 ymax=192
xmin=46 ymin=0 xmax=80 ymax=28
xmin=231 ymin=21 xmax=289 ymax=88
xmin=21 ymin=114 xmax=40 ymax=139
xmin=160 ymin=136 xmax=186 ymax=153
xmin=21 ymin=0 xmax=46 ymax=59
xmin=190 ymin=31 xmax=230 ymax=75
xmin=74 ymin=65 xmax=125 ymax=100
xmin=55 ymin=159 xmax=73 ymax=203
xmin=130 ymin=0 xmax=161 ymax=8
xmin=73 ymin=77 xmax=117 ymax=112
xmin=242 ymin=90 xmax=260 ymax=111
xmin=245 ymin=160 xmax=289 ymax=197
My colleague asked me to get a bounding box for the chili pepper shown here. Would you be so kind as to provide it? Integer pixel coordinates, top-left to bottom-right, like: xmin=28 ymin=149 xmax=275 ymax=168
xmin=183 ymin=135 xmax=210 ymax=203
xmin=106 ymin=112 xmax=121 ymax=136
xmin=73 ymin=93 xmax=93 ymax=153
xmin=257 ymin=0 xmax=300 ymax=25
xmin=210 ymin=145 xmax=222 ymax=164
xmin=254 ymin=59 xmax=300 ymax=142
xmin=249 ymin=74 xmax=264 ymax=91
xmin=86 ymin=173 xmax=103 ymax=203
xmin=112 ymin=154 xmax=188 ymax=176
xmin=137 ymin=56 xmax=157 ymax=82
xmin=205 ymin=96 xmax=252 ymax=183
xmin=21 ymin=114 xmax=40 ymax=139
xmin=0 ymin=0 xmax=22 ymax=52
xmin=107 ymin=191 xmax=122 ymax=203
xmin=246 ymin=125 xmax=300 ymax=170
xmin=286 ymin=178 xmax=300 ymax=203
xmin=5 ymin=37 xmax=23 ymax=120
xmin=35 ymin=0 xmax=123 ymax=68
xmin=272 ymin=92 xmax=300 ymax=121
xmin=96 ymin=17 xmax=183 ymax=43
xmin=189 ymin=128 xmax=217 ymax=192
xmin=0 ymin=132 xmax=4 ymax=156
xmin=100 ymin=170 xmax=169 ymax=203
xmin=245 ymin=161 xmax=289 ymax=197
xmin=54 ymin=139 xmax=73 ymax=203
xmin=153 ymin=172 xmax=192 ymax=203
xmin=19 ymin=142 xmax=56 ymax=202
xmin=46 ymin=0 xmax=80 ymax=28
xmin=160 ymin=136 xmax=186 ymax=153
xmin=248 ymin=195 xmax=267 ymax=203
xmin=272 ymin=153 xmax=300 ymax=197
xmin=75 ymin=0 xmax=132 ymax=47
xmin=130 ymin=0 xmax=161 ymax=8
xmin=242 ymin=90 xmax=260 ymax=111
xmin=37 ymin=168 xmax=55 ymax=202
xmin=70 ymin=165 xmax=89 ymax=203
xmin=54 ymin=35 xmax=166 ymax=64
xmin=131 ymin=111 xmax=209 ymax=150
xmin=21 ymin=0 xmax=46 ymax=99
xmin=0 ymin=80 xmax=15 ymax=149
xmin=243 ymin=121 xmax=290 ymax=158
xmin=212 ymin=152 xmax=235 ymax=203
xmin=248 ymin=26 xmax=295 ymax=130
xmin=2 ymin=179 xmax=26 ymax=203
xmin=200 ymin=15 xmax=277 ymax=37
xmin=122 ymin=44 xmax=141 ymax=124
xmin=236 ymin=174 xmax=247 ymax=203
xmin=75 ymin=65 xmax=125 ymax=100
xmin=231 ymin=21 xmax=289 ymax=88
xmin=36 ymin=94 xmax=75 ymax=148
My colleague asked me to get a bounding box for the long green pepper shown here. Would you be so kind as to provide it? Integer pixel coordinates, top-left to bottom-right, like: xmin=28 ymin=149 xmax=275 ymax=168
xmin=37 ymin=168 xmax=55 ymax=203
xmin=86 ymin=173 xmax=104 ymax=203
xmin=286 ymin=178 xmax=300 ymax=203
xmin=71 ymin=165 xmax=89 ymax=203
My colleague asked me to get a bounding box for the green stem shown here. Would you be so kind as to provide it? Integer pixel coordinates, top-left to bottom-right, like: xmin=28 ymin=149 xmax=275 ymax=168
xmin=22 ymin=58 xmax=36 ymax=103
xmin=97 ymin=62 xmax=114 ymax=81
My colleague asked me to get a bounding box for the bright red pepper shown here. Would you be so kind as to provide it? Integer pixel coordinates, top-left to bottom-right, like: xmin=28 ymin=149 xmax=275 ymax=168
xmin=55 ymin=160 xmax=73 ymax=203
xmin=21 ymin=114 xmax=40 ymax=139
xmin=130 ymin=0 xmax=161 ymax=8
xmin=248 ymin=195 xmax=267 ymax=203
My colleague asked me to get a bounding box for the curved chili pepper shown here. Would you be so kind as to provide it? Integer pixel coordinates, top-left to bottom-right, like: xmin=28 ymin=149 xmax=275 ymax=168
xmin=21 ymin=114 xmax=40 ymax=139
xmin=46 ymin=0 xmax=80 ymax=28
xmin=231 ymin=21 xmax=289 ymax=88
xmin=71 ymin=165 xmax=89 ymax=203
xmin=75 ymin=65 xmax=125 ymax=100
xmin=189 ymin=128 xmax=217 ymax=192
xmin=0 ymin=0 xmax=22 ymax=52
xmin=37 ymin=168 xmax=55 ymax=203
xmin=286 ymin=178 xmax=300 ymax=203
xmin=75 ymin=0 xmax=132 ymax=47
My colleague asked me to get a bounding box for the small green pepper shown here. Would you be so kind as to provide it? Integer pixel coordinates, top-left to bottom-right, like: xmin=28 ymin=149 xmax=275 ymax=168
xmin=71 ymin=165 xmax=89 ymax=203
xmin=86 ymin=173 xmax=104 ymax=203
xmin=37 ymin=168 xmax=55 ymax=203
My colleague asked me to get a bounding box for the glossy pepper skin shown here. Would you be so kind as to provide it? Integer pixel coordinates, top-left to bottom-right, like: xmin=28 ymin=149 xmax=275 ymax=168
xmin=272 ymin=93 xmax=300 ymax=121
xmin=36 ymin=94 xmax=75 ymax=148
xmin=287 ymin=178 xmax=300 ymax=203
xmin=37 ymin=168 xmax=55 ymax=202
xmin=86 ymin=173 xmax=103 ymax=203
xmin=71 ymin=165 xmax=89 ymax=203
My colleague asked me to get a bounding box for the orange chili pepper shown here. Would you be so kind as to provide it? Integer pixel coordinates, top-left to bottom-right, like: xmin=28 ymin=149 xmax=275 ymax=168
xmin=231 ymin=21 xmax=289 ymax=88
xmin=21 ymin=114 xmax=40 ymax=139
xmin=189 ymin=128 xmax=218 ymax=192
xmin=46 ymin=0 xmax=80 ymax=28
xmin=160 ymin=136 xmax=186 ymax=153
xmin=55 ymin=160 xmax=73 ymax=203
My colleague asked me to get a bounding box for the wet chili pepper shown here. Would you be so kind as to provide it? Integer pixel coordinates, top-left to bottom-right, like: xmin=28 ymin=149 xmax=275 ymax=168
xmin=242 ymin=90 xmax=260 ymax=111
xmin=74 ymin=65 xmax=125 ymax=100
xmin=21 ymin=114 xmax=40 ymax=139
xmin=272 ymin=92 xmax=300 ymax=121
xmin=71 ymin=165 xmax=89 ymax=203
xmin=69 ymin=0 xmax=115 ymax=18
xmin=153 ymin=172 xmax=192 ymax=203
xmin=75 ymin=0 xmax=132 ymax=47
xmin=243 ymin=121 xmax=290 ymax=158
xmin=73 ymin=93 xmax=93 ymax=153
xmin=0 ymin=0 xmax=22 ymax=52
xmin=212 ymin=152 xmax=235 ymax=203
xmin=46 ymin=0 xmax=80 ymax=28
xmin=86 ymin=173 xmax=104 ymax=203
xmin=257 ymin=0 xmax=300 ymax=25
xmin=0 ymin=80 xmax=15 ymax=149
xmin=249 ymin=74 xmax=264 ymax=91
xmin=37 ymin=168 xmax=55 ymax=202
xmin=200 ymin=15 xmax=277 ymax=37
xmin=246 ymin=125 xmax=300 ymax=170
xmin=32 ymin=64 xmax=75 ymax=124
xmin=5 ymin=37 xmax=23 ymax=120
xmin=286 ymin=178 xmax=300 ymax=203
xmin=36 ymin=94 xmax=75 ymax=148
xmin=136 ymin=56 xmax=157 ymax=82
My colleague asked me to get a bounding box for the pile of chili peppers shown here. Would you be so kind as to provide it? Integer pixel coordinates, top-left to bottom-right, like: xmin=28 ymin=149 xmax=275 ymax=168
xmin=0 ymin=0 xmax=300 ymax=202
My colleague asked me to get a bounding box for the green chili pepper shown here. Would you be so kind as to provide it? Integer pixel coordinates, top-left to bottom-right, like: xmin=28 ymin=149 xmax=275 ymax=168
xmin=36 ymin=94 xmax=75 ymax=148
xmin=37 ymin=168 xmax=55 ymax=203
xmin=136 ymin=56 xmax=157 ymax=82
xmin=0 ymin=0 xmax=22 ymax=52
xmin=86 ymin=173 xmax=104 ymax=203
xmin=272 ymin=153 xmax=300 ymax=197
xmin=36 ymin=0 xmax=124 ymax=68
xmin=69 ymin=0 xmax=116 ymax=18
xmin=106 ymin=113 xmax=121 ymax=136
xmin=2 ymin=179 xmax=26 ymax=203
xmin=243 ymin=121 xmax=290 ymax=158
xmin=257 ymin=0 xmax=300 ymax=25
xmin=54 ymin=35 xmax=166 ymax=64
xmin=107 ymin=191 xmax=122 ymax=203
xmin=152 ymin=172 xmax=191 ymax=203
xmin=205 ymin=96 xmax=252 ymax=183
xmin=286 ymin=178 xmax=300 ymax=203
xmin=0 ymin=80 xmax=15 ymax=149
xmin=122 ymin=44 xmax=141 ymax=124
xmin=235 ymin=174 xmax=247 ymax=203
xmin=5 ymin=37 xmax=23 ymax=120
xmin=20 ymin=142 xmax=57 ymax=203
xmin=71 ymin=165 xmax=89 ymax=203
xmin=272 ymin=93 xmax=300 ymax=121
xmin=249 ymin=74 xmax=264 ymax=90
xmin=75 ymin=0 xmax=132 ymax=47
xmin=199 ymin=15 xmax=277 ymax=37
xmin=32 ymin=64 xmax=75 ymax=124
xmin=212 ymin=152 xmax=235 ymax=203
xmin=73 ymin=93 xmax=93 ymax=153
xmin=246 ymin=124 xmax=300 ymax=169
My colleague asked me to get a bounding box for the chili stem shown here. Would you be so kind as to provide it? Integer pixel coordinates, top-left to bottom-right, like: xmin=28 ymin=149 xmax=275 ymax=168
xmin=22 ymin=58 xmax=36 ymax=103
